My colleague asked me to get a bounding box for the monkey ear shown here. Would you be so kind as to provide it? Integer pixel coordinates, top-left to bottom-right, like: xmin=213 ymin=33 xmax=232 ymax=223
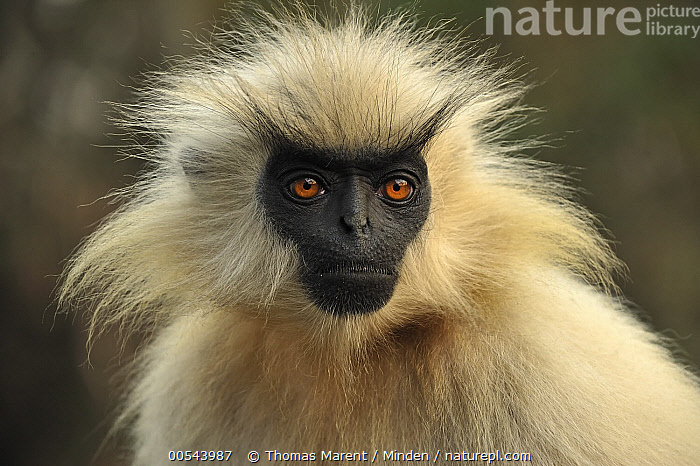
xmin=179 ymin=147 xmax=206 ymax=177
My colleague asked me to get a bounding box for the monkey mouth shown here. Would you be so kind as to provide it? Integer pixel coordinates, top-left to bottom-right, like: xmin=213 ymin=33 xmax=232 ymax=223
xmin=301 ymin=264 xmax=399 ymax=315
xmin=312 ymin=263 xmax=396 ymax=277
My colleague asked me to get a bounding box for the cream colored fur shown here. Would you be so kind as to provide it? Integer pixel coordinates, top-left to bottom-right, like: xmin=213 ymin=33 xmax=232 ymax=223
xmin=60 ymin=5 xmax=700 ymax=465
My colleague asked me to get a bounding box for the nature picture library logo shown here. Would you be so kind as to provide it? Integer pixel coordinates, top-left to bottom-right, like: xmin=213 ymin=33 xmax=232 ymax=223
xmin=486 ymin=1 xmax=700 ymax=38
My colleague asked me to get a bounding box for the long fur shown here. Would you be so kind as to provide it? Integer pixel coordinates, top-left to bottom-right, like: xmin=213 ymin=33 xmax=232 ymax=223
xmin=60 ymin=4 xmax=700 ymax=465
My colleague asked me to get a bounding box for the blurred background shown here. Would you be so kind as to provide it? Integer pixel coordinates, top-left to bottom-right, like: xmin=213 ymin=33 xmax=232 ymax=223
xmin=1 ymin=0 xmax=698 ymax=464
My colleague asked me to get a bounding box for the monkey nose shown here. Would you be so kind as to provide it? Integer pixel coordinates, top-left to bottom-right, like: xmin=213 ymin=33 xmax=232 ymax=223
xmin=341 ymin=214 xmax=370 ymax=235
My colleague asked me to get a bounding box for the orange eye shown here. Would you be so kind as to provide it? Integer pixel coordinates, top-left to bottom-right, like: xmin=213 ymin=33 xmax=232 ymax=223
xmin=380 ymin=178 xmax=414 ymax=202
xmin=291 ymin=177 xmax=324 ymax=199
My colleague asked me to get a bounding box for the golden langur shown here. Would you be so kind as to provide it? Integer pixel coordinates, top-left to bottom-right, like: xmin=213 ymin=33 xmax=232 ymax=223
xmin=60 ymin=5 xmax=700 ymax=465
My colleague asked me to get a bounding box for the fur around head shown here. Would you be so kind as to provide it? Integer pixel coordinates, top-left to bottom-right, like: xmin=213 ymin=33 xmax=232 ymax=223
xmin=59 ymin=4 xmax=617 ymax=347
xmin=59 ymin=4 xmax=700 ymax=465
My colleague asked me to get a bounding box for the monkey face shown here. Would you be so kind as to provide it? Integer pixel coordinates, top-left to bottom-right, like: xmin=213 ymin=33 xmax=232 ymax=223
xmin=258 ymin=145 xmax=431 ymax=315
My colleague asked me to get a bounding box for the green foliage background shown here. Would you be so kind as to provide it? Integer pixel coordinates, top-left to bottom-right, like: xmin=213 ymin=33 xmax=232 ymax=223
xmin=0 ymin=1 xmax=697 ymax=464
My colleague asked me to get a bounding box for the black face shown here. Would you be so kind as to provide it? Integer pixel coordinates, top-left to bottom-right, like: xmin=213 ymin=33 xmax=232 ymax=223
xmin=258 ymin=146 xmax=431 ymax=316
